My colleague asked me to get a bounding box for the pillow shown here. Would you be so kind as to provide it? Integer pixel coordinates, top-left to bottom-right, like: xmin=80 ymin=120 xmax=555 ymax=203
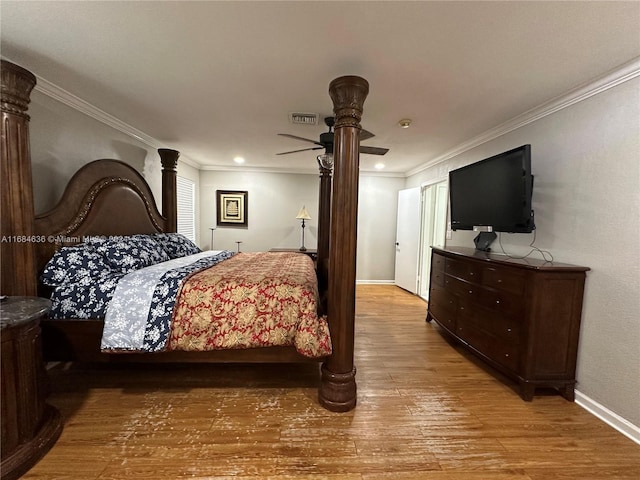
xmin=41 ymin=243 xmax=113 ymax=287
xmin=93 ymin=234 xmax=170 ymax=273
xmin=154 ymin=233 xmax=201 ymax=259
xmin=48 ymin=271 xmax=123 ymax=319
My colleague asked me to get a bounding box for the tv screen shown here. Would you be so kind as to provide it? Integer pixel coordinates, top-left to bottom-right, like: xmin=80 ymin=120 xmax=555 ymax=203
xmin=449 ymin=145 xmax=535 ymax=234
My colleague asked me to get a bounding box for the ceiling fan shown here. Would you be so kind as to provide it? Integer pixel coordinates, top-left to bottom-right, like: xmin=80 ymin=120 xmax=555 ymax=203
xmin=277 ymin=116 xmax=389 ymax=156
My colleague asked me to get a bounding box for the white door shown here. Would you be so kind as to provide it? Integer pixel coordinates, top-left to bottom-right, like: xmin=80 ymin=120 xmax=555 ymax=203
xmin=394 ymin=188 xmax=421 ymax=293
xmin=418 ymin=181 xmax=448 ymax=299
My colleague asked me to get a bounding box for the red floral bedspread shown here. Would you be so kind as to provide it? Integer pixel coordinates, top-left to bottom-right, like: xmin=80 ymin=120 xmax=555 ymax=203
xmin=168 ymin=252 xmax=331 ymax=358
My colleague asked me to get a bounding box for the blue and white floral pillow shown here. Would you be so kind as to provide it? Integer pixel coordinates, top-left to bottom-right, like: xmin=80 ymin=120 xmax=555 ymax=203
xmin=93 ymin=235 xmax=170 ymax=273
xmin=49 ymin=274 xmax=122 ymax=319
xmin=41 ymin=243 xmax=114 ymax=287
xmin=154 ymin=233 xmax=201 ymax=259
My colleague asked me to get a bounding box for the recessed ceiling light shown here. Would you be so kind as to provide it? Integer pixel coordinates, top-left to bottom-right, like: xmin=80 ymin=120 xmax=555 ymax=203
xmin=233 ymin=156 xmax=245 ymax=164
xmin=374 ymin=163 xmax=385 ymax=170
xmin=398 ymin=119 xmax=412 ymax=128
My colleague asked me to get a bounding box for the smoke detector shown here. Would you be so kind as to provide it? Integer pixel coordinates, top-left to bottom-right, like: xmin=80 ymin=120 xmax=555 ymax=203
xmin=289 ymin=112 xmax=318 ymax=125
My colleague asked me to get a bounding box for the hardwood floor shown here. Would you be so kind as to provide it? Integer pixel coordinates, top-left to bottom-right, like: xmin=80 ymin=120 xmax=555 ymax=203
xmin=24 ymin=285 xmax=639 ymax=479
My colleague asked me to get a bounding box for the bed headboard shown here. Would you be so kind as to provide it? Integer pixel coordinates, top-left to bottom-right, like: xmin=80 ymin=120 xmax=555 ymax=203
xmin=33 ymin=151 xmax=178 ymax=276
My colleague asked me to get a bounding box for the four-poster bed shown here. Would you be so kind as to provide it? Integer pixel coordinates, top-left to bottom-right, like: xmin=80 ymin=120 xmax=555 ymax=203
xmin=1 ymin=60 xmax=367 ymax=413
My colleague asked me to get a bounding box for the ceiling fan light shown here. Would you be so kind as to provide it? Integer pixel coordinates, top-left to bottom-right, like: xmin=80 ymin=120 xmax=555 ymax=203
xmin=233 ymin=156 xmax=245 ymax=164
xmin=317 ymin=153 xmax=334 ymax=169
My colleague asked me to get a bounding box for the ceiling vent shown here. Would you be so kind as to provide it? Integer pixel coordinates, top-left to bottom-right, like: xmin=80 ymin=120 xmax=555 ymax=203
xmin=289 ymin=112 xmax=318 ymax=125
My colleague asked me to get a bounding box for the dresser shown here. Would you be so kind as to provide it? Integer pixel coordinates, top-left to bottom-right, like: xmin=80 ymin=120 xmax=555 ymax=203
xmin=1 ymin=297 xmax=62 ymax=480
xmin=426 ymin=247 xmax=589 ymax=401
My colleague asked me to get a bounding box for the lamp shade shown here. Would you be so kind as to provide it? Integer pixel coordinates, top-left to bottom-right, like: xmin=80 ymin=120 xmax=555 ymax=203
xmin=296 ymin=206 xmax=311 ymax=220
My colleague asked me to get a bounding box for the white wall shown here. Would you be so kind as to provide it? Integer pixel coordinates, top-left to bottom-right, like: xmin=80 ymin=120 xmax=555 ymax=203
xmin=29 ymin=91 xmax=161 ymax=214
xmin=358 ymin=174 xmax=405 ymax=282
xmin=199 ymin=170 xmax=320 ymax=253
xmin=29 ymin=91 xmax=201 ymax=231
xmin=406 ymin=77 xmax=640 ymax=428
xmin=199 ymin=169 xmax=402 ymax=281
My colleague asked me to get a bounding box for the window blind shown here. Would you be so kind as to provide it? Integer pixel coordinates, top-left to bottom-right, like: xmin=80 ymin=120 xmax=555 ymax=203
xmin=176 ymin=176 xmax=196 ymax=242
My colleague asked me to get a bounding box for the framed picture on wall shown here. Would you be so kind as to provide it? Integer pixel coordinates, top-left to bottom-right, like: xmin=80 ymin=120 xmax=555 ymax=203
xmin=216 ymin=190 xmax=248 ymax=227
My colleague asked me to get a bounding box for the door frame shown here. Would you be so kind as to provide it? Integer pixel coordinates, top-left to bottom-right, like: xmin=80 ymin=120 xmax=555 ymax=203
xmin=394 ymin=187 xmax=421 ymax=294
xmin=418 ymin=178 xmax=448 ymax=300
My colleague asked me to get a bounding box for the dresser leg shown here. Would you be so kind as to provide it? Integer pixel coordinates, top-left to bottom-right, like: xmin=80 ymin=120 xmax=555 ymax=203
xmin=519 ymin=381 xmax=535 ymax=401
xmin=560 ymin=383 xmax=575 ymax=401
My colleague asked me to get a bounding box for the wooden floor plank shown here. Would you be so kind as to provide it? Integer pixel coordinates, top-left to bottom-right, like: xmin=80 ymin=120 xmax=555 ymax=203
xmin=21 ymin=284 xmax=640 ymax=479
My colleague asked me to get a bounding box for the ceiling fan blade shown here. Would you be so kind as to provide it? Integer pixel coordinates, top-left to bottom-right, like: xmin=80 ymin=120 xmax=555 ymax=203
xmin=360 ymin=129 xmax=375 ymax=141
xmin=276 ymin=146 xmax=324 ymax=155
xmin=278 ymin=133 xmax=323 ymax=146
xmin=360 ymin=146 xmax=389 ymax=156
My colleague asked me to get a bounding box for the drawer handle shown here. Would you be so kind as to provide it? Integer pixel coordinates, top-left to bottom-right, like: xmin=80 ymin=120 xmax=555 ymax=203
xmin=498 ymin=279 xmax=503 ymax=283
xmin=468 ymin=290 xmax=473 ymax=294
xmin=470 ymin=272 xmax=474 ymax=276
xmin=460 ymin=306 xmax=464 ymax=310
xmin=507 ymin=328 xmax=512 ymax=333
xmin=496 ymin=300 xmax=500 ymax=304
xmin=504 ymin=353 xmax=509 ymax=358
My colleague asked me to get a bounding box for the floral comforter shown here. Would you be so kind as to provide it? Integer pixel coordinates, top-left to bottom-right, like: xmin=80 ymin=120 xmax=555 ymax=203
xmin=102 ymin=251 xmax=331 ymax=358
xmin=169 ymin=252 xmax=331 ymax=358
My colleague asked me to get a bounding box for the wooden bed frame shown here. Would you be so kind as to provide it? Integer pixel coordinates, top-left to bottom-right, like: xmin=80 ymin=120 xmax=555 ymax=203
xmin=1 ymin=60 xmax=367 ymax=412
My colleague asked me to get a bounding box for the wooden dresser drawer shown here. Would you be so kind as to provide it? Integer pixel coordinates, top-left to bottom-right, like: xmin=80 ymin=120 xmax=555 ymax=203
xmin=431 ymin=268 xmax=445 ymax=287
xmin=429 ymin=285 xmax=457 ymax=332
xmin=458 ymin=301 xmax=521 ymax=344
xmin=445 ymin=274 xmax=523 ymax=317
xmin=475 ymin=287 xmax=524 ymax=318
xmin=444 ymin=275 xmax=480 ymax=301
xmin=432 ymin=253 xmax=445 ymax=272
xmin=445 ymin=257 xmax=481 ymax=283
xmin=482 ymin=266 xmax=526 ymax=295
xmin=456 ymin=320 xmax=520 ymax=372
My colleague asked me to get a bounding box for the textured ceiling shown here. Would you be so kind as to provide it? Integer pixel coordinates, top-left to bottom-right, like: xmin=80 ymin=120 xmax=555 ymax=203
xmin=2 ymin=1 xmax=639 ymax=174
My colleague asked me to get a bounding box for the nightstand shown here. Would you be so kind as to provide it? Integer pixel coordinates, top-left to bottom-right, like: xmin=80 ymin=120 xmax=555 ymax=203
xmin=269 ymin=248 xmax=318 ymax=261
xmin=1 ymin=297 xmax=62 ymax=480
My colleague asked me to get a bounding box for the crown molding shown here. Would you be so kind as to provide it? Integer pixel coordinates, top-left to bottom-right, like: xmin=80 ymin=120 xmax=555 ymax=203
xmin=406 ymin=56 xmax=640 ymax=178
xmin=34 ymin=75 xmax=156 ymax=146
xmin=30 ymin=72 xmax=394 ymax=175
xmin=199 ymin=164 xmax=405 ymax=177
xmin=23 ymin=54 xmax=639 ymax=178
xmin=27 ymin=69 xmax=202 ymax=170
xmin=199 ymin=164 xmax=317 ymax=175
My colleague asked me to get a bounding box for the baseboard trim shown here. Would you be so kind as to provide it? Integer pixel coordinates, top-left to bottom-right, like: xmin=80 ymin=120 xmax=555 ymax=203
xmin=575 ymin=390 xmax=640 ymax=445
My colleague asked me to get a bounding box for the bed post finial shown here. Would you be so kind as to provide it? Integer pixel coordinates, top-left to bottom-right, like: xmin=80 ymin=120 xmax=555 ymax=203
xmin=1 ymin=60 xmax=38 ymax=296
xmin=319 ymin=75 xmax=368 ymax=412
xmin=158 ymin=148 xmax=179 ymax=233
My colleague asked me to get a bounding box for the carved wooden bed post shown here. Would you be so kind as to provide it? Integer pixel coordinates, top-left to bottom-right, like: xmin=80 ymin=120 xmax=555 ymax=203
xmin=319 ymin=75 xmax=368 ymax=412
xmin=1 ymin=60 xmax=38 ymax=296
xmin=158 ymin=148 xmax=179 ymax=233
xmin=316 ymin=157 xmax=332 ymax=310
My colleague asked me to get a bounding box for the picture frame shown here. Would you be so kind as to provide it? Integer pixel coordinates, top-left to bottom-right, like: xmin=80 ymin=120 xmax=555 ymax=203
xmin=216 ymin=190 xmax=248 ymax=228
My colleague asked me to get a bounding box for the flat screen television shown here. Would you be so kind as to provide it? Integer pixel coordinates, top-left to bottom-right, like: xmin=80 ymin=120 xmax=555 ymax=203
xmin=449 ymin=145 xmax=535 ymax=249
